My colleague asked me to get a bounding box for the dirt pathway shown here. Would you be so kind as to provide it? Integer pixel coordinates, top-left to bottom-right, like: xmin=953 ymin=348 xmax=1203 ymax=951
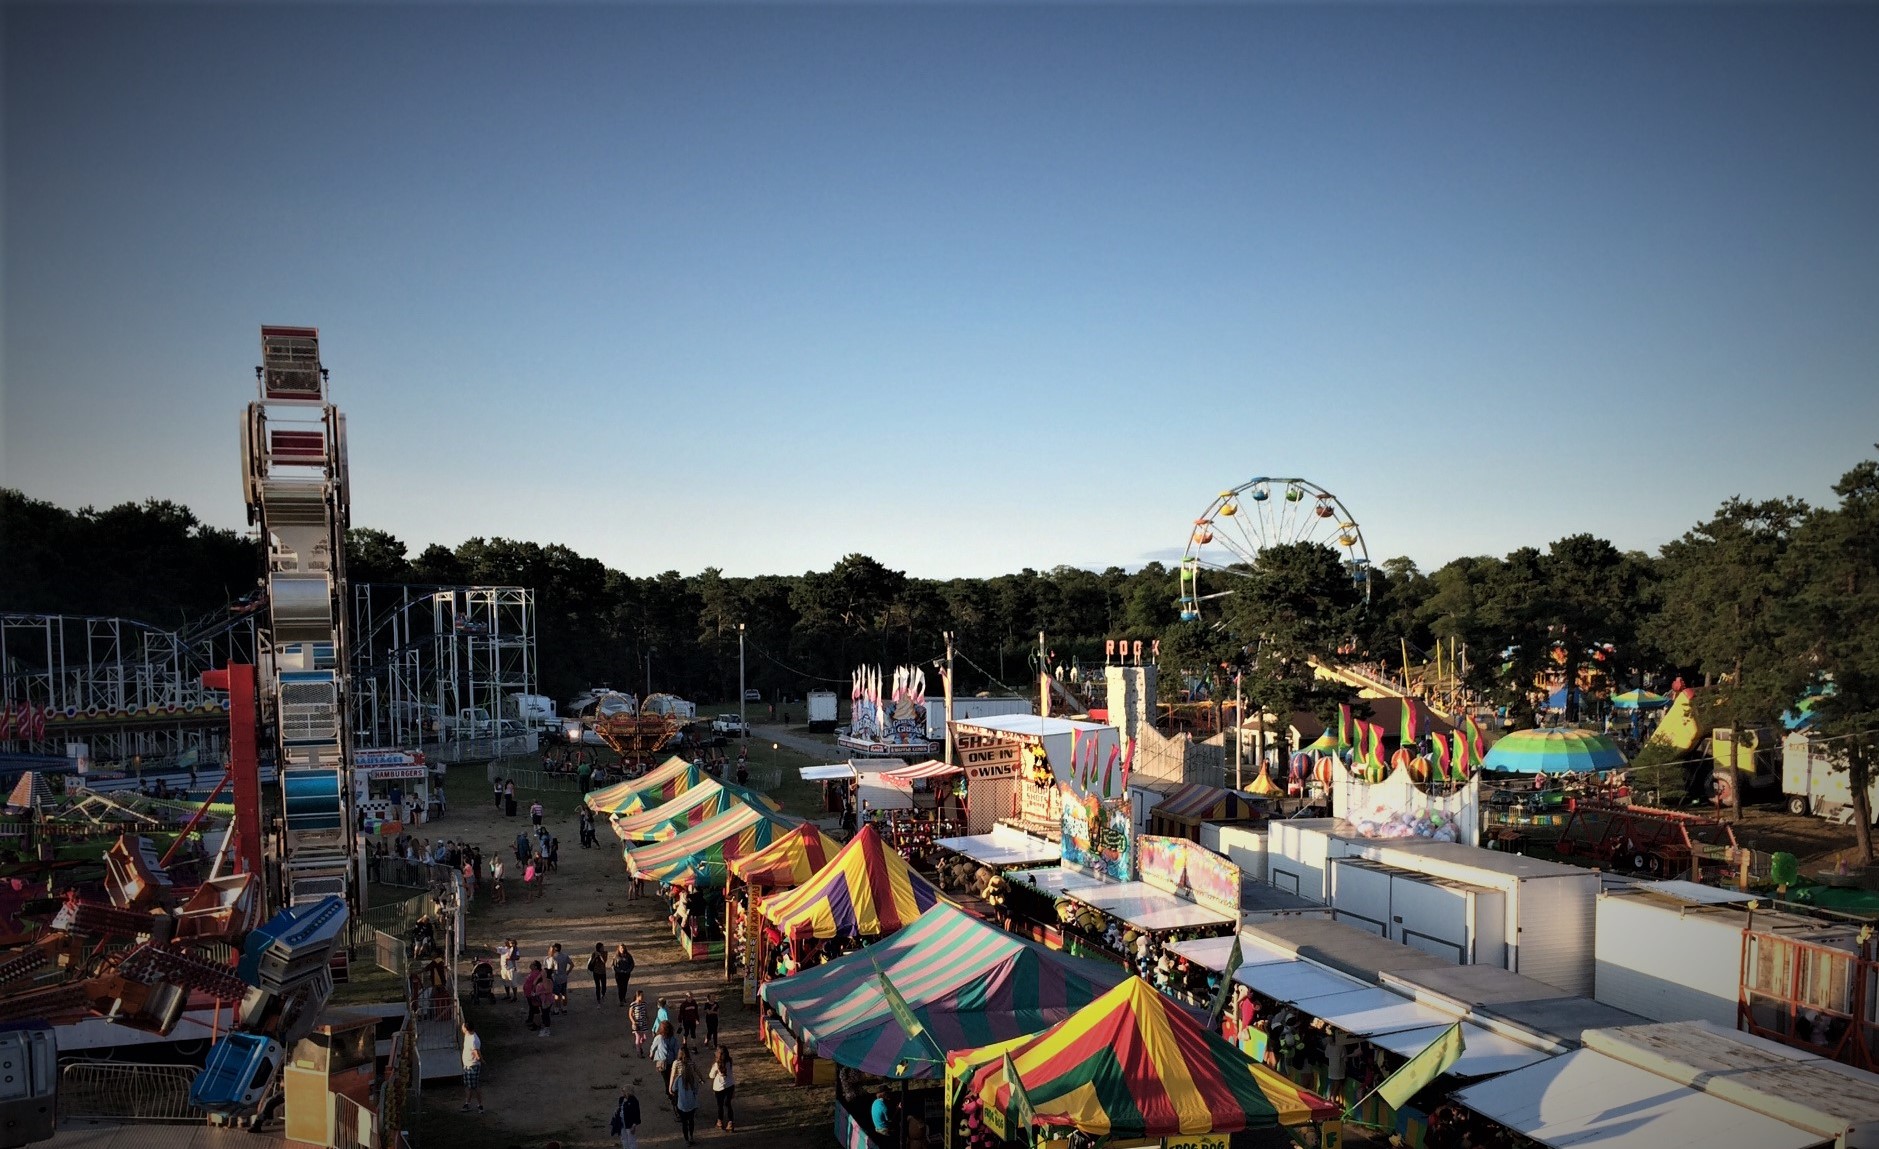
xmin=747 ymin=724 xmax=840 ymax=764
xmin=426 ymin=773 xmax=833 ymax=1149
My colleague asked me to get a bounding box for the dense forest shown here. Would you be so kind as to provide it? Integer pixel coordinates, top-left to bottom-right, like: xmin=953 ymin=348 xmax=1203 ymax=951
xmin=3 ymin=454 xmax=1874 ymax=784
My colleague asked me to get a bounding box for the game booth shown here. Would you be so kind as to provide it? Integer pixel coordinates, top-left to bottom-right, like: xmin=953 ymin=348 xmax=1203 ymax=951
xmin=1055 ymin=834 xmax=1241 ymax=996
xmin=765 ymin=901 xmax=1130 ymax=1149
xmin=946 ymin=978 xmax=1341 ymax=1149
xmin=726 ymin=822 xmax=841 ymax=1002
xmin=1145 ymin=781 xmax=1268 ymax=841
xmin=755 ymin=825 xmax=942 ymax=1084
xmin=623 ymin=802 xmax=802 ymax=962
xmin=948 ymin=715 xmax=1121 ymax=834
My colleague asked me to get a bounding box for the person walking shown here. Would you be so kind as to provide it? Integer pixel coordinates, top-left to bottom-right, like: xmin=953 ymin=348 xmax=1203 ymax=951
xmin=629 ymin=990 xmax=652 ymax=1057
xmin=586 ymin=943 xmax=609 ymax=1002
xmin=612 ymin=944 xmax=635 ymax=1005
xmin=670 ymin=1049 xmax=700 ymax=1145
xmin=530 ymin=799 xmax=545 ymax=828
xmin=677 ymin=992 xmax=700 ymax=1042
xmin=709 ymin=1046 xmax=735 ymax=1131
xmin=610 ymin=1086 xmax=642 ymax=1149
xmin=490 ymin=857 xmax=506 ymax=905
xmin=459 ymin=1019 xmax=484 ymax=1114
xmin=548 ymin=943 xmax=572 ymax=1013
xmin=497 ymin=938 xmax=519 ymax=1002
xmin=522 ymin=960 xmax=552 ymax=1035
xmin=649 ymin=1021 xmax=677 ymax=1089
xmin=493 ymin=776 xmax=504 ymax=809
xmin=703 ymin=996 xmax=719 ymax=1047
xmin=504 ymin=779 xmax=518 ymax=817
xmin=655 ymin=996 xmax=670 ymax=1032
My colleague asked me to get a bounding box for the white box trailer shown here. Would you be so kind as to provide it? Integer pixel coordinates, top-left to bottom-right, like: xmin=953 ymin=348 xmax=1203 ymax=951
xmin=1330 ymin=858 xmax=1507 ymax=965
xmin=1208 ymin=825 xmax=1267 ymax=882
xmin=1783 ymin=731 xmax=1879 ymax=822
xmin=1349 ymin=840 xmax=1598 ymax=996
xmin=926 ymin=696 xmax=1032 ymax=740
xmin=1592 ymin=883 xmax=1810 ymax=1028
xmin=806 ymin=691 xmax=839 ymax=732
xmin=1267 ymin=819 xmax=1364 ymax=902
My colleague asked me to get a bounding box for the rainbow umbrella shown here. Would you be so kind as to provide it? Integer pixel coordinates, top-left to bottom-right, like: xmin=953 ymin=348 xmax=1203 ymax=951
xmin=1479 ymin=728 xmax=1626 ymax=774
xmin=1609 ymin=689 xmax=1669 ymax=710
xmin=951 ymin=977 xmax=1337 ymax=1139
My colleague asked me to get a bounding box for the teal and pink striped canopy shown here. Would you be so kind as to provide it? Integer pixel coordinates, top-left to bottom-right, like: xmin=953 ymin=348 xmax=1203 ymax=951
xmin=760 ymin=903 xmax=1123 ymax=1078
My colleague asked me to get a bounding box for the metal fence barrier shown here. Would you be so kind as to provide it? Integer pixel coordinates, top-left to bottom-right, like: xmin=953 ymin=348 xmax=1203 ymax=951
xmin=59 ymin=1062 xmax=204 ymax=1123
xmin=496 ymin=767 xmax=583 ymax=793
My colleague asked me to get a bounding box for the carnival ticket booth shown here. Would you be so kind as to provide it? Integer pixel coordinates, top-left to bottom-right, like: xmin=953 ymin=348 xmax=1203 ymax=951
xmin=949 ymin=715 xmax=1120 ymax=834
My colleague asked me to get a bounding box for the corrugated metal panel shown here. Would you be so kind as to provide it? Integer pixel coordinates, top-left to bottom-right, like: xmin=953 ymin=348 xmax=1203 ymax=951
xmin=1512 ymin=871 xmax=1599 ymax=996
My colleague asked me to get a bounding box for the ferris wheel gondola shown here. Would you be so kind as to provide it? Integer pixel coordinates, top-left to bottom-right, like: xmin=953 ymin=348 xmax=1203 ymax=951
xmin=1177 ymin=477 xmax=1371 ymax=622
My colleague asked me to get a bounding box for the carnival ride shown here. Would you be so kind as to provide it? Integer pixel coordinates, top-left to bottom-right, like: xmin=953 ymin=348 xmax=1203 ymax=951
xmin=588 ymin=690 xmax=685 ymax=763
xmin=1178 ymin=476 xmax=1370 ymax=623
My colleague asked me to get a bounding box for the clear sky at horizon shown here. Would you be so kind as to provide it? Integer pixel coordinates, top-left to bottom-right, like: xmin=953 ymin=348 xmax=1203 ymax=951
xmin=5 ymin=3 xmax=1876 ymax=580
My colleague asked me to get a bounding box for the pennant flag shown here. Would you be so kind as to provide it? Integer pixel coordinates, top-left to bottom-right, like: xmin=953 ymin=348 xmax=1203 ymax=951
xmin=872 ymin=955 xmax=944 ymax=1068
xmin=1465 ymin=714 xmax=1486 ymax=761
xmin=1120 ymin=737 xmax=1134 ymax=792
xmin=1002 ymin=1050 xmax=1035 ymax=1146
xmin=1400 ymin=700 xmax=1420 ymax=746
xmin=1431 ymin=734 xmax=1452 ymax=783
xmin=1452 ymin=730 xmax=1471 ymax=778
xmin=1206 ymin=934 xmax=1244 ymax=1028
xmin=1337 ymin=704 xmax=1353 ymax=748
xmin=1102 ymin=745 xmax=1118 ymax=799
xmin=1375 ymin=1023 xmax=1465 ymax=1110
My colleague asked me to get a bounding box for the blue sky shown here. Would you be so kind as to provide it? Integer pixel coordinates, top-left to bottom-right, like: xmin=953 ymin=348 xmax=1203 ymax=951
xmin=5 ymin=4 xmax=1876 ymax=580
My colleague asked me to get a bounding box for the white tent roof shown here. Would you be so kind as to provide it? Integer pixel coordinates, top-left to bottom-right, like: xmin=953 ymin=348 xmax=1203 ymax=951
xmin=1290 ymin=986 xmax=1455 ymax=1038
xmin=1061 ymin=879 xmax=1236 ymax=931
xmin=935 ymin=828 xmax=1060 ymax=868
xmin=1371 ymin=1023 xmax=1555 ymax=1079
xmin=1007 ymin=866 xmax=1107 ymax=898
xmin=1452 ymin=1049 xmax=1825 ymax=1149
xmin=798 ymin=763 xmax=859 ymax=781
xmin=1235 ymin=957 xmax=1368 ymax=1004
xmin=948 ymin=714 xmax=1110 ymax=738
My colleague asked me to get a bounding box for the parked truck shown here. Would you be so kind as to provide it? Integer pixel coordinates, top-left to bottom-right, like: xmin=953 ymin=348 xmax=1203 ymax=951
xmin=1783 ymin=731 xmax=1879 ymax=822
xmin=502 ymin=692 xmax=559 ymax=730
xmin=806 ymin=691 xmax=838 ymax=732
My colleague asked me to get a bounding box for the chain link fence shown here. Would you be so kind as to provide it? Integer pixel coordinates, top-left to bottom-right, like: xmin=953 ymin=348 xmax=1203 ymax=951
xmin=59 ymin=1062 xmax=204 ymax=1122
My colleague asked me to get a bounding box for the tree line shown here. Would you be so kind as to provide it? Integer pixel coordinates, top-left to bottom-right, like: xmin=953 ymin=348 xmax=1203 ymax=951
xmin=3 ymin=451 xmax=1874 ymax=849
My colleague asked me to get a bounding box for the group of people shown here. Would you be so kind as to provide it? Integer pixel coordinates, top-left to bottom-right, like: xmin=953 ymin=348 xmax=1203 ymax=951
xmin=509 ymin=826 xmax=558 ymax=898
xmin=634 ymin=990 xmax=735 ymax=1145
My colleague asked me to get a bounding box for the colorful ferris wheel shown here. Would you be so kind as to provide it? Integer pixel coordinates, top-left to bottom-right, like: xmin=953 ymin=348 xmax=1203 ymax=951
xmin=1178 ymin=477 xmax=1371 ymax=622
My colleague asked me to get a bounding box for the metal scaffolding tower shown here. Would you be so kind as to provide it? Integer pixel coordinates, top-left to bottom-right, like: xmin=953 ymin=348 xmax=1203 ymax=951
xmin=348 ymin=584 xmax=536 ymax=751
xmin=0 ymin=611 xmax=256 ymax=766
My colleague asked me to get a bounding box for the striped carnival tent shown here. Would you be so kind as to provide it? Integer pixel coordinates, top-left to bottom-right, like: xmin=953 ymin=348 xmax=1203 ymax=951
xmin=760 ymin=823 xmax=941 ymax=942
xmin=761 ymin=903 xmax=1125 ymax=1079
xmin=728 ymin=823 xmax=840 ymax=890
xmin=623 ymin=802 xmax=799 ymax=887
xmin=609 ymin=778 xmax=781 ymax=844
xmin=585 ymin=757 xmax=703 ymax=816
xmin=1146 ymin=782 xmax=1264 ymax=839
xmin=950 ymin=977 xmax=1338 ymax=1140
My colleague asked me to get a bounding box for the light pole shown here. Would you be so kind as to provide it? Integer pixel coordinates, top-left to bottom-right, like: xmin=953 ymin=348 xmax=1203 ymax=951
xmin=738 ymin=624 xmax=747 ymax=736
xmin=645 ymin=647 xmax=653 ymax=700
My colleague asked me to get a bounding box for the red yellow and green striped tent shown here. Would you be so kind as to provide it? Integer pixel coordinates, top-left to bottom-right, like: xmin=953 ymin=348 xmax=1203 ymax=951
xmin=950 ymin=977 xmax=1338 ymax=1139
xmin=608 ymin=778 xmax=783 ymax=844
xmin=760 ymin=823 xmax=941 ymax=942
xmin=585 ymin=757 xmax=702 ymax=817
xmin=727 ymin=823 xmax=840 ymax=889
xmin=761 ymin=903 xmax=1125 ymax=1079
xmin=623 ymin=802 xmax=799 ymax=887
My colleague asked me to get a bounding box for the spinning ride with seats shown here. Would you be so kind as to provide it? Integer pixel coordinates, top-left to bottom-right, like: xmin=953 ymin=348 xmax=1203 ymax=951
xmin=588 ymin=690 xmax=685 ymax=763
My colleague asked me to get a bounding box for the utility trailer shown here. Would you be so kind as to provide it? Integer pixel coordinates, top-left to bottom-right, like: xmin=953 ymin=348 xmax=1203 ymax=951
xmin=1553 ymin=801 xmax=1738 ymax=877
